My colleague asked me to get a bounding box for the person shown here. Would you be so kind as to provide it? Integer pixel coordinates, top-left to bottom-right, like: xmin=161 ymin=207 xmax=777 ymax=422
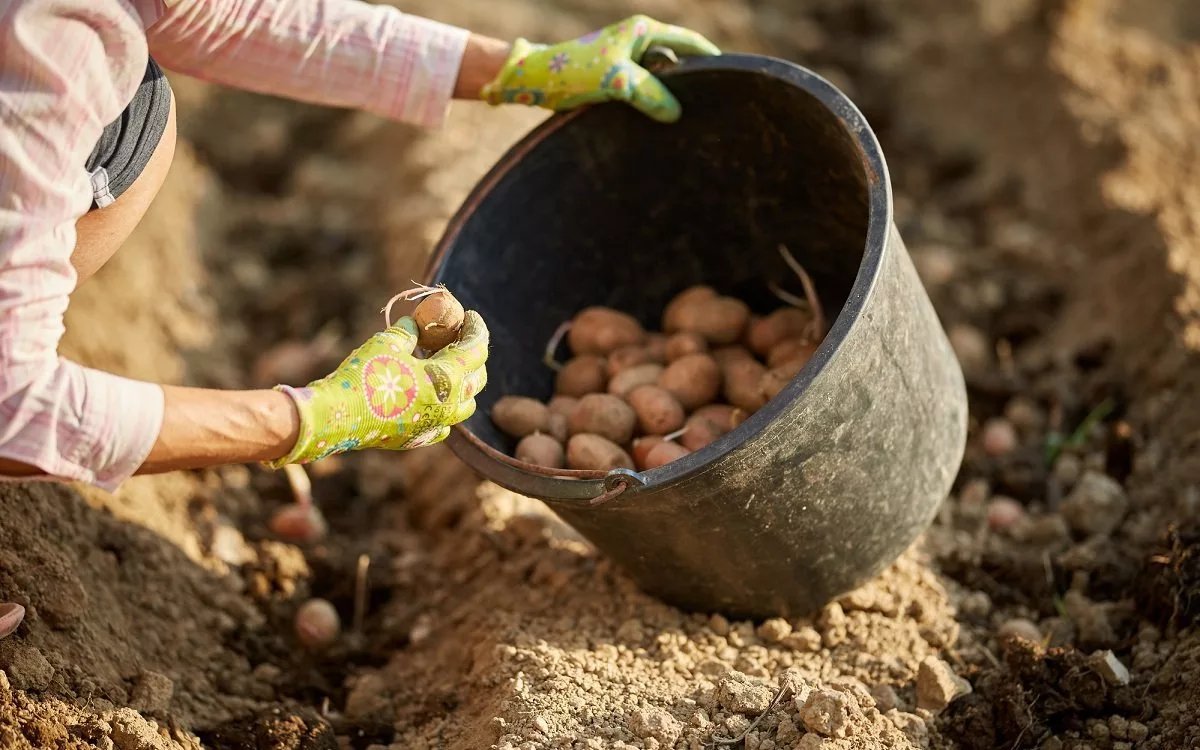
xmin=0 ymin=1 xmax=719 ymax=491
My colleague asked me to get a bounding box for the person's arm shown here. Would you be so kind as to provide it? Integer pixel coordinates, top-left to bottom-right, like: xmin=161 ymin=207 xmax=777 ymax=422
xmin=144 ymin=0 xmax=480 ymax=129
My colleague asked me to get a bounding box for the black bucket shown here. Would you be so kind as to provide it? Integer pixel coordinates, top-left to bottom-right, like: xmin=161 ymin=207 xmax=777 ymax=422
xmin=426 ymin=54 xmax=967 ymax=619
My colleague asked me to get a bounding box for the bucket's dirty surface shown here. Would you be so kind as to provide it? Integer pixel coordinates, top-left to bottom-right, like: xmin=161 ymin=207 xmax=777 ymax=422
xmin=428 ymin=54 xmax=967 ymax=618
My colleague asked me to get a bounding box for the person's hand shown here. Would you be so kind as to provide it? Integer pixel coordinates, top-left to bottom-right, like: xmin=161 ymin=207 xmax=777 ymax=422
xmin=480 ymin=15 xmax=719 ymax=124
xmin=267 ymin=312 xmax=488 ymax=467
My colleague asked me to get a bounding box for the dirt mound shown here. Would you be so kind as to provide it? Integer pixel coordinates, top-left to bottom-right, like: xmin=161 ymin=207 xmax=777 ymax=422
xmin=3 ymin=0 xmax=1200 ymax=748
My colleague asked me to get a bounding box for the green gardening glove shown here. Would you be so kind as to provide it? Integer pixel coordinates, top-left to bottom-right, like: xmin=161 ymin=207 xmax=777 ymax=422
xmin=267 ymin=312 xmax=488 ymax=467
xmin=481 ymin=15 xmax=720 ymax=124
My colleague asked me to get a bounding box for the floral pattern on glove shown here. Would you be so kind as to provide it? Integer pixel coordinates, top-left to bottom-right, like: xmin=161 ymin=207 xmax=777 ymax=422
xmin=481 ymin=15 xmax=720 ymax=123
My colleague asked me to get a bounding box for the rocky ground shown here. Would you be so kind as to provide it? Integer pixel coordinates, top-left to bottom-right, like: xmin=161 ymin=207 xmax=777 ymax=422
xmin=2 ymin=0 xmax=1199 ymax=748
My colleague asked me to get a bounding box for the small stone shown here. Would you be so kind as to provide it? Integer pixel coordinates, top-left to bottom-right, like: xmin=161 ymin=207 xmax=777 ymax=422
xmin=1053 ymin=454 xmax=1082 ymax=487
xmin=0 ymin=644 xmax=53 ymax=691
xmin=533 ymin=716 xmax=551 ymax=735
xmin=723 ymin=715 xmax=751 ymax=735
xmin=869 ymin=684 xmax=900 ymax=713
xmin=798 ymin=690 xmax=853 ymax=738
xmin=1108 ymin=715 xmax=1129 ymax=740
xmin=1060 ymin=471 xmax=1129 ymax=537
xmin=887 ymin=710 xmax=929 ymax=746
xmin=129 ymin=670 xmax=173 ymax=714
xmin=756 ymin=618 xmax=791 ymax=643
xmin=1088 ymin=719 xmax=1110 ymax=741
xmin=1087 ymin=650 xmax=1130 ymax=686
xmin=110 ymin=708 xmax=169 ymax=750
xmin=781 ymin=626 xmax=823 ymax=652
xmin=916 ymin=657 xmax=972 ymax=712
xmin=981 ymin=418 xmax=1018 ymax=457
xmin=709 ymin=614 xmax=731 ymax=636
xmin=775 ymin=715 xmax=800 ymax=744
xmin=987 ymin=497 xmax=1026 ymax=532
xmin=997 ymin=618 xmax=1042 ymax=645
xmin=717 ymin=671 xmax=774 ymax=715
xmin=629 ymin=707 xmax=682 ymax=746
xmin=958 ymin=591 xmax=992 ymax=621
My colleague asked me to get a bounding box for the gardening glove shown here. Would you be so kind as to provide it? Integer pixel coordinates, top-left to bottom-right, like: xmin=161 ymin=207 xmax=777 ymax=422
xmin=267 ymin=312 xmax=488 ymax=466
xmin=480 ymin=15 xmax=720 ymax=124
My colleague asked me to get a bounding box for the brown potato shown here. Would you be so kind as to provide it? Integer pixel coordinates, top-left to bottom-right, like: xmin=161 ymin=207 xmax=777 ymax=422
xmin=547 ymin=395 xmax=579 ymax=419
xmin=606 ymin=345 xmax=654 ymax=376
xmin=546 ymin=413 xmax=569 ymax=443
xmin=631 ymin=436 xmax=666 ymax=469
xmin=723 ymin=358 xmax=769 ymax=413
xmin=767 ymin=338 xmax=817 ymax=368
xmin=673 ymin=296 xmax=751 ymax=345
xmin=567 ymin=307 xmax=645 ymax=355
xmin=568 ymin=393 xmax=637 ymax=445
xmin=658 ymin=354 xmax=721 ymax=411
xmin=643 ymin=441 xmax=690 ymax=469
xmin=567 ymin=434 xmax=635 ymax=471
xmin=662 ymin=285 xmax=716 ymax=332
xmin=643 ymin=334 xmax=669 ymax=364
xmin=607 ymin=363 xmax=664 ymax=397
xmin=413 ymin=290 xmax=465 ymax=351
xmin=760 ymin=355 xmax=810 ymax=400
xmin=665 ymin=332 xmax=708 ymax=361
xmin=711 ymin=345 xmax=755 ymax=368
xmin=692 ymin=404 xmax=748 ymax=433
xmin=626 ymin=385 xmax=686 ymax=435
xmin=491 ymin=396 xmax=550 ymax=438
xmin=680 ymin=414 xmax=723 ymax=451
xmin=515 ymin=433 xmax=565 ymax=468
xmin=746 ymin=308 xmax=811 ymax=356
xmin=556 ymin=356 xmax=607 ymax=396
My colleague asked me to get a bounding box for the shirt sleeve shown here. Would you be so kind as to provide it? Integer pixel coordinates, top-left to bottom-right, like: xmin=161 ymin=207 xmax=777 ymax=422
xmin=0 ymin=1 xmax=166 ymax=492
xmin=145 ymin=0 xmax=470 ymax=130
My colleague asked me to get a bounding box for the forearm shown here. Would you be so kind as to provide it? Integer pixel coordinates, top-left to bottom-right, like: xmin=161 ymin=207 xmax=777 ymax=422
xmin=454 ymin=34 xmax=511 ymax=99
xmin=137 ymin=386 xmax=299 ymax=474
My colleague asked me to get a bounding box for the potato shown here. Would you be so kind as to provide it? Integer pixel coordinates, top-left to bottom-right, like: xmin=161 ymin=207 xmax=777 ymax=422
xmin=567 ymin=307 xmax=645 ymax=355
xmin=767 ymin=337 xmax=817 ymax=368
xmin=759 ymin=354 xmax=811 ymax=400
xmin=711 ymin=345 xmax=755 ymax=368
xmin=662 ymin=285 xmax=716 ymax=332
xmin=673 ymin=296 xmax=750 ymax=345
xmin=547 ymin=395 xmax=579 ymax=419
xmin=568 ymin=393 xmax=637 ymax=445
xmin=665 ymin=332 xmax=708 ymax=362
xmin=722 ymin=358 xmax=769 ymax=413
xmin=567 ymin=434 xmax=635 ymax=471
xmin=626 ymin=385 xmax=685 ymax=435
xmin=643 ymin=334 xmax=669 ymax=364
xmin=658 ymin=354 xmax=721 ymax=411
xmin=413 ymin=290 xmax=465 ymax=351
xmin=692 ymin=404 xmax=748 ymax=433
xmin=491 ymin=396 xmax=550 ymax=438
xmin=632 ymin=436 xmax=666 ymax=469
xmin=607 ymin=345 xmax=654 ymax=376
xmin=746 ymin=308 xmax=811 ymax=356
xmin=608 ymin=363 xmax=664 ymax=397
xmin=643 ymin=441 xmax=690 ymax=469
xmin=515 ymin=433 xmax=565 ymax=468
xmin=546 ymin=413 xmax=569 ymax=443
xmin=556 ymin=356 xmax=607 ymax=396
xmin=680 ymin=413 xmax=724 ymax=451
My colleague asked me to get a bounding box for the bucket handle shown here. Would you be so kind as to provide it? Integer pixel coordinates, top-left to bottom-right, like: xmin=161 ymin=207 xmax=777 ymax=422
xmin=588 ymin=469 xmax=647 ymax=507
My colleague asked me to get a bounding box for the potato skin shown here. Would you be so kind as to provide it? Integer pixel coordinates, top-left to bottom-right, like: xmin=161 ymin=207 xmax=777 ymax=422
xmin=722 ymin=358 xmax=769 ymax=413
xmin=567 ymin=394 xmax=637 ymax=445
xmin=413 ymin=291 xmax=465 ymax=351
xmin=679 ymin=414 xmax=723 ymax=451
xmin=631 ymin=436 xmax=665 ymax=469
xmin=626 ymin=385 xmax=686 ymax=435
xmin=711 ymin=345 xmax=755 ymax=368
xmin=566 ymin=434 xmax=635 ymax=471
xmin=547 ymin=395 xmax=579 ymax=419
xmin=673 ymin=296 xmax=751 ymax=345
xmin=692 ymin=404 xmax=748 ymax=433
xmin=657 ymin=354 xmax=721 ymax=411
xmin=556 ymin=356 xmax=607 ymax=397
xmin=491 ymin=396 xmax=550 ymax=438
xmin=642 ymin=441 xmax=690 ymax=469
xmin=760 ymin=354 xmax=810 ymax=400
xmin=546 ymin=413 xmax=569 ymax=443
xmin=662 ymin=286 xmax=716 ymax=332
xmin=643 ymin=334 xmax=669 ymax=364
xmin=515 ymin=433 xmax=565 ymax=468
xmin=568 ymin=307 xmax=645 ymax=355
xmin=607 ymin=363 xmax=664 ymax=397
xmin=606 ymin=345 xmax=655 ymax=376
xmin=664 ymin=332 xmax=708 ymax=362
xmin=767 ymin=338 xmax=817 ymax=368
xmin=746 ymin=308 xmax=811 ymax=356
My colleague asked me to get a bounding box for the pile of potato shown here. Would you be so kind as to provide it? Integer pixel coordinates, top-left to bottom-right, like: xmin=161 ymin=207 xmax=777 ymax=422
xmin=489 ymin=285 xmax=824 ymax=472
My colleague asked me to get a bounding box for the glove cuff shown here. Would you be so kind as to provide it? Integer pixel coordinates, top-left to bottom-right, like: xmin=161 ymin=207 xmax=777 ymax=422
xmin=263 ymin=384 xmax=320 ymax=469
xmin=480 ymin=38 xmax=539 ymax=105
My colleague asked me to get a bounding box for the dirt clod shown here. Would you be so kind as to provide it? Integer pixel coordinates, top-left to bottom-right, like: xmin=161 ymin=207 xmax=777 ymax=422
xmin=130 ymin=671 xmax=174 ymax=715
xmin=1060 ymin=471 xmax=1130 ymax=537
xmin=717 ymin=671 xmax=774 ymax=716
xmin=915 ymin=657 xmax=971 ymax=713
xmin=0 ymin=644 xmax=53 ymax=692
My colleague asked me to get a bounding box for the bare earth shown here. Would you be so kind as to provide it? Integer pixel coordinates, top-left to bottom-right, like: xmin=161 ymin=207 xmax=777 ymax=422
xmin=3 ymin=0 xmax=1200 ymax=748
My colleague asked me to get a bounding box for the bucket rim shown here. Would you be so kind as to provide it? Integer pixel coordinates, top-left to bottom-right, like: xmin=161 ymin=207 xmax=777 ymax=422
xmin=425 ymin=52 xmax=894 ymax=504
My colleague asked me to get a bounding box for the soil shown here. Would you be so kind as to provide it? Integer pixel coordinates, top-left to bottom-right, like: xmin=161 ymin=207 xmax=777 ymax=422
xmin=3 ymin=0 xmax=1200 ymax=748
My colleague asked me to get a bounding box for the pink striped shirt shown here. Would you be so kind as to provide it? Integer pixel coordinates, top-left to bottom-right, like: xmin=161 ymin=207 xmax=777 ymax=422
xmin=0 ymin=0 xmax=468 ymax=490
